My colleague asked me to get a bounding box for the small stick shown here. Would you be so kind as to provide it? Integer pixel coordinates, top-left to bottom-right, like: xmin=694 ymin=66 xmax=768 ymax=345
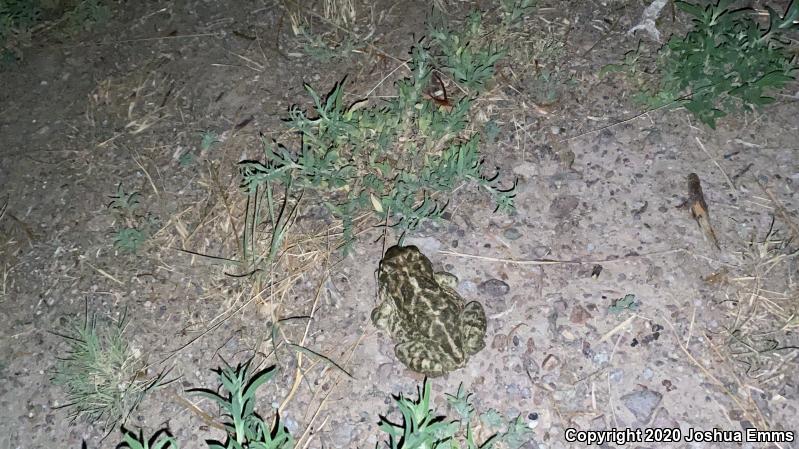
xmin=129 ymin=147 xmax=161 ymax=199
xmin=695 ymin=137 xmax=735 ymax=192
xmin=598 ymin=314 xmax=638 ymax=344
xmin=607 ymin=372 xmax=619 ymax=429
xmin=440 ymin=247 xmax=684 ymax=266
xmin=172 ymin=392 xmax=227 ymax=431
xmin=686 ymin=303 xmax=696 ymax=347
xmin=81 ymin=259 xmax=124 ymax=285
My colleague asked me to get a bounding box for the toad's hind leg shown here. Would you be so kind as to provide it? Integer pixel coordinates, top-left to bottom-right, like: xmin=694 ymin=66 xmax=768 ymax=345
xmin=461 ymin=301 xmax=486 ymax=355
xmin=395 ymin=340 xmax=463 ymax=376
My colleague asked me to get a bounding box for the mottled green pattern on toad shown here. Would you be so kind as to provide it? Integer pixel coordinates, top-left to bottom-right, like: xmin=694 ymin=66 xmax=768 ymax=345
xmin=371 ymin=245 xmax=487 ymax=376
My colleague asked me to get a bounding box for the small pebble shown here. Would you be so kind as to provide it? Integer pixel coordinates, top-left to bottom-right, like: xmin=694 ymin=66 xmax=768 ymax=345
xmin=593 ymin=351 xmax=609 ymax=364
xmin=621 ymin=389 xmax=662 ymax=424
xmin=491 ymin=334 xmax=508 ymax=352
xmin=503 ymin=227 xmax=523 ymax=240
xmin=478 ymin=278 xmax=510 ymax=296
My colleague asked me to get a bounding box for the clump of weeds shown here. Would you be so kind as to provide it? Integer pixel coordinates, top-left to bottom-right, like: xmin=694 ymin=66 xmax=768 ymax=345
xmin=602 ymin=0 xmax=798 ymax=127
xmin=108 ymin=183 xmax=158 ymax=253
xmin=112 ymin=375 xmax=538 ymax=449
xmin=1 ymin=0 xmax=111 ymax=66
xmin=239 ymin=4 xmax=525 ymax=265
xmin=52 ymin=307 xmax=165 ymax=433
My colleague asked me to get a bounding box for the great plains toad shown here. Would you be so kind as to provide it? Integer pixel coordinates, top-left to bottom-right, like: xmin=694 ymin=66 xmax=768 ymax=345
xmin=371 ymin=245 xmax=487 ymax=376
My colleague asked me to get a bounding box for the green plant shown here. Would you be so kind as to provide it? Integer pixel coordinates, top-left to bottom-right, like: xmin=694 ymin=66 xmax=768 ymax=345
xmin=111 ymin=377 xmax=528 ymax=449
xmin=609 ymin=0 xmax=798 ymax=128
xmin=1 ymin=0 xmax=110 ymax=65
xmin=284 ymin=0 xmax=358 ymax=62
xmin=499 ymin=0 xmax=536 ymax=28
xmin=240 ymin=9 xmax=519 ymax=253
xmin=189 ymin=360 xmax=294 ymax=449
xmin=298 ymin=29 xmax=357 ymax=62
xmin=0 ymin=0 xmax=41 ymax=33
xmin=0 ymin=0 xmax=39 ymax=63
xmin=378 ymin=379 xmax=495 ymax=449
xmin=201 ymin=131 xmax=220 ymax=151
xmin=52 ymin=309 xmax=160 ymax=430
xmin=478 ymin=409 xmax=502 ymax=428
xmin=112 ymin=361 xmax=293 ymax=449
xmin=109 ymin=183 xmax=141 ymax=212
xmin=494 ymin=416 xmax=534 ymax=449
xmin=428 ymin=11 xmax=506 ymax=91
xmin=179 ymin=151 xmax=195 ymax=167
xmin=238 ymin=172 xmax=296 ymax=271
xmin=609 ymin=293 xmax=638 ymax=314
xmin=119 ymin=429 xmax=179 ymax=449
xmin=114 ymin=227 xmax=146 ymax=253
xmin=445 ymin=383 xmax=475 ymax=420
xmin=61 ymin=0 xmax=110 ymax=33
xmin=107 ymin=184 xmax=157 ymax=253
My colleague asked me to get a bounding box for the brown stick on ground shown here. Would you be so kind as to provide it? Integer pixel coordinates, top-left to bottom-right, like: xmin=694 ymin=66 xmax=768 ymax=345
xmin=688 ymin=173 xmax=720 ymax=250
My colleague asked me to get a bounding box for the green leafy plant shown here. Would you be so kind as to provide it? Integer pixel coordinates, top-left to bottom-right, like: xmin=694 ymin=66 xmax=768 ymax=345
xmin=189 ymin=360 xmax=294 ymax=449
xmin=378 ymin=379 xmax=495 ymax=449
xmin=61 ymin=0 xmax=110 ymax=33
xmin=0 ymin=0 xmax=42 ymax=60
xmin=179 ymin=151 xmax=195 ymax=167
xmin=298 ymin=30 xmax=357 ymax=62
xmin=110 ymin=377 xmax=531 ymax=449
xmin=609 ymin=293 xmax=638 ymax=314
xmin=52 ymin=308 xmax=161 ymax=430
xmin=112 ymin=361 xmax=292 ymax=449
xmin=107 ymin=184 xmax=157 ymax=253
xmin=428 ymin=11 xmax=506 ymax=91
xmin=0 ymin=0 xmax=41 ymax=33
xmin=445 ymin=383 xmax=476 ymax=421
xmin=240 ymin=9 xmax=519 ymax=254
xmin=201 ymin=131 xmax=220 ymax=151
xmin=494 ymin=416 xmax=534 ymax=449
xmin=119 ymin=429 xmax=180 ymax=449
xmin=284 ymin=0 xmax=358 ymax=63
xmin=109 ymin=183 xmax=141 ymax=212
xmin=499 ymin=0 xmax=537 ymax=29
xmin=1 ymin=0 xmax=110 ymax=65
xmin=114 ymin=227 xmax=146 ymax=253
xmin=609 ymin=0 xmax=798 ymax=127
xmin=478 ymin=409 xmax=502 ymax=428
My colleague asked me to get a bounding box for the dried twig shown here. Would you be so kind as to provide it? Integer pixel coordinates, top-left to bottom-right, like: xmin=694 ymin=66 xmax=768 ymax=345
xmin=440 ymin=247 xmax=685 ymax=265
xmin=756 ymin=180 xmax=799 ymax=242
xmin=695 ymin=137 xmax=735 ymax=192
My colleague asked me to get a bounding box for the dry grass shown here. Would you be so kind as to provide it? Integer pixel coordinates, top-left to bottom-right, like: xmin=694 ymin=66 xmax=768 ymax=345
xmin=284 ymin=0 xmax=358 ymax=36
xmin=658 ymin=210 xmax=798 ymax=432
xmin=719 ymin=223 xmax=799 ymax=384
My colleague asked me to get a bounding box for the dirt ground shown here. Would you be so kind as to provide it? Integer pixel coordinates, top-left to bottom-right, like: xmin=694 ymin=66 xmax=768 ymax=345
xmin=1 ymin=0 xmax=798 ymax=448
